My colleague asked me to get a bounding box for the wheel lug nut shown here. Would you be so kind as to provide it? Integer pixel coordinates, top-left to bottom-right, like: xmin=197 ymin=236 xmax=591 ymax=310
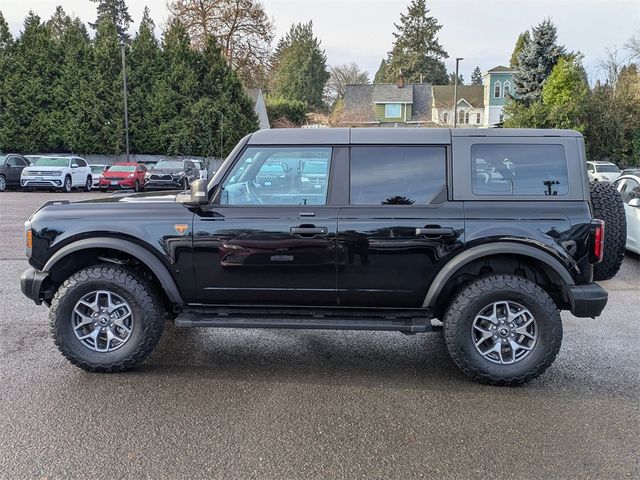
xmin=493 ymin=335 xmax=497 ymax=339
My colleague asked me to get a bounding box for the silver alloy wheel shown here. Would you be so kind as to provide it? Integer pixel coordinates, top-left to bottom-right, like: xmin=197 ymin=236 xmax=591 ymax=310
xmin=64 ymin=177 xmax=71 ymax=192
xmin=471 ymin=300 xmax=538 ymax=365
xmin=0 ymin=176 xmax=5 ymax=191
xmin=72 ymin=290 xmax=134 ymax=352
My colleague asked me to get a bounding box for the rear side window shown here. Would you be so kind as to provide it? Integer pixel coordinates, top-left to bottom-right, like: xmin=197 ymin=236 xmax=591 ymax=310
xmin=472 ymin=144 xmax=568 ymax=196
xmin=350 ymin=147 xmax=446 ymax=205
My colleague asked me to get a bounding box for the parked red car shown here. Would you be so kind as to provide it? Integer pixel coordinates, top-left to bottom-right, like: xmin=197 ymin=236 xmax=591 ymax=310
xmin=99 ymin=162 xmax=147 ymax=192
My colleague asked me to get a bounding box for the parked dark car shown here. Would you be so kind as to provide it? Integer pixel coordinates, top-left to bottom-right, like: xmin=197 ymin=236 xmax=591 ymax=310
xmin=144 ymin=160 xmax=199 ymax=190
xmin=21 ymin=128 xmax=617 ymax=385
xmin=99 ymin=162 xmax=147 ymax=192
xmin=0 ymin=154 xmax=30 ymax=191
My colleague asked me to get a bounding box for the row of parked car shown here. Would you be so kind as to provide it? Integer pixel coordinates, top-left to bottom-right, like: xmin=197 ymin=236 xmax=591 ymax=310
xmin=0 ymin=153 xmax=208 ymax=192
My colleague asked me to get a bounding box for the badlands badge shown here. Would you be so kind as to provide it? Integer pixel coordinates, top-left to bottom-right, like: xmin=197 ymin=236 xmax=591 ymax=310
xmin=174 ymin=224 xmax=189 ymax=236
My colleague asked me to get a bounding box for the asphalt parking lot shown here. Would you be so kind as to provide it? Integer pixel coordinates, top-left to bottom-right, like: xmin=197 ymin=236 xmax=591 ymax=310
xmin=0 ymin=190 xmax=638 ymax=479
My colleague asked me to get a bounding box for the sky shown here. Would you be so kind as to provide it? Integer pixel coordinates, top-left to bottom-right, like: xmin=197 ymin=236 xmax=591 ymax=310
xmin=2 ymin=0 xmax=639 ymax=83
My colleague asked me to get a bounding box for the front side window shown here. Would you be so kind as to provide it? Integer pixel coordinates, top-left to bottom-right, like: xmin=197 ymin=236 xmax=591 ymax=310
xmin=472 ymin=144 xmax=569 ymax=196
xmin=8 ymin=157 xmax=26 ymax=166
xmin=75 ymin=159 xmax=87 ymax=167
xmin=220 ymin=147 xmax=332 ymax=206
xmin=385 ymin=103 xmax=402 ymax=118
xmin=350 ymin=147 xmax=446 ymax=205
xmin=618 ymin=178 xmax=640 ymax=204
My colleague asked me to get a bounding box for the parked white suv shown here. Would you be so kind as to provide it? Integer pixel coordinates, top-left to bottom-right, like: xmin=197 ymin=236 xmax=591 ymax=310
xmin=587 ymin=161 xmax=621 ymax=182
xmin=21 ymin=156 xmax=92 ymax=192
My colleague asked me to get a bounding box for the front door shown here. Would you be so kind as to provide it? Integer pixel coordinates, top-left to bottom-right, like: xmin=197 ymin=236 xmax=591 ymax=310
xmin=192 ymin=145 xmax=340 ymax=305
xmin=337 ymin=146 xmax=464 ymax=308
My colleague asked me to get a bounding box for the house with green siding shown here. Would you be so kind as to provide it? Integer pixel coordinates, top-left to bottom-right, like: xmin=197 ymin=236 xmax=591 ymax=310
xmin=483 ymin=66 xmax=514 ymax=125
xmin=342 ymin=77 xmax=433 ymax=127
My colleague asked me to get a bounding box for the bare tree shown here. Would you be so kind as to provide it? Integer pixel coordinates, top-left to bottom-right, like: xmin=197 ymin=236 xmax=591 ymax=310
xmin=168 ymin=0 xmax=274 ymax=86
xmin=324 ymin=62 xmax=370 ymax=108
xmin=625 ymin=32 xmax=640 ymax=61
xmin=599 ymin=46 xmax=626 ymax=86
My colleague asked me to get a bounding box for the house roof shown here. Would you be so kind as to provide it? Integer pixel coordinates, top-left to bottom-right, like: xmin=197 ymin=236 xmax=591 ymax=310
xmin=487 ymin=65 xmax=511 ymax=73
xmin=343 ymin=83 xmax=432 ymax=123
xmin=431 ymin=85 xmax=484 ymax=108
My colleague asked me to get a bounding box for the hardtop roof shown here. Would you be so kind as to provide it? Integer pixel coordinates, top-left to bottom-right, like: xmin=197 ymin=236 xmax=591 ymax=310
xmin=247 ymin=128 xmax=582 ymax=145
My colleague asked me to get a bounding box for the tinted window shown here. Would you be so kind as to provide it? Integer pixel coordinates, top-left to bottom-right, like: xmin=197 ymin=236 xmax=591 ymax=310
xmin=350 ymin=147 xmax=446 ymax=205
xmin=472 ymin=144 xmax=568 ymax=196
xmin=75 ymin=158 xmax=87 ymax=167
xmin=8 ymin=157 xmax=26 ymax=166
xmin=220 ymin=147 xmax=332 ymax=206
xmin=618 ymin=178 xmax=640 ymax=204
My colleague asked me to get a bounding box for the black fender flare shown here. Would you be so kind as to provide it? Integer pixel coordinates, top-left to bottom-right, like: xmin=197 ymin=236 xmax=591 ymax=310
xmin=43 ymin=238 xmax=184 ymax=305
xmin=422 ymin=242 xmax=575 ymax=308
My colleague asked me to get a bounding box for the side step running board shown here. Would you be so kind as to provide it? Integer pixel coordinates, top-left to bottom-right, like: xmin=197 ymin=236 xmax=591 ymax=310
xmin=175 ymin=311 xmax=437 ymax=333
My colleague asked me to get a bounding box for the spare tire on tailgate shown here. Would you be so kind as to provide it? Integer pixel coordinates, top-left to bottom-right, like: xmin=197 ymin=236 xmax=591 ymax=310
xmin=590 ymin=181 xmax=626 ymax=281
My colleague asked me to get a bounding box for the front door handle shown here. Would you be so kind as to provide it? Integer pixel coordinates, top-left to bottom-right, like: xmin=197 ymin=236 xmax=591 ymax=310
xmin=290 ymin=226 xmax=328 ymax=235
xmin=416 ymin=227 xmax=455 ymax=237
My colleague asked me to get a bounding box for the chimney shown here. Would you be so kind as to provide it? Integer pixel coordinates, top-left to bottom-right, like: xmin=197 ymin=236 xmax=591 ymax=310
xmin=395 ymin=72 xmax=405 ymax=88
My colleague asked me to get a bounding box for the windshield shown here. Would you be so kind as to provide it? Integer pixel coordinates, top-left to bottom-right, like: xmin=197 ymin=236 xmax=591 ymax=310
xmin=90 ymin=165 xmax=105 ymax=174
xmin=303 ymin=162 xmax=327 ymax=174
xmin=0 ymin=155 xmax=6 ymax=164
xmin=154 ymin=161 xmax=183 ymax=170
xmin=596 ymin=164 xmax=620 ymax=173
xmin=35 ymin=157 xmax=69 ymax=167
xmin=109 ymin=165 xmax=136 ymax=172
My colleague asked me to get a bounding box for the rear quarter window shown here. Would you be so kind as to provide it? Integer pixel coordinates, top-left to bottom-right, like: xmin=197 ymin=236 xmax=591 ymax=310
xmin=471 ymin=144 xmax=568 ymax=196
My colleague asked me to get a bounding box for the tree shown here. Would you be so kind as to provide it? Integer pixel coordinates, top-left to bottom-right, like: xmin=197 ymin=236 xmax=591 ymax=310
xmin=448 ymin=73 xmax=463 ymax=85
xmin=270 ymin=21 xmax=329 ymax=110
xmin=90 ymin=0 xmax=133 ymax=42
xmin=0 ymin=12 xmax=15 ymax=150
xmin=542 ymin=55 xmax=589 ymax=131
xmin=470 ymin=66 xmax=482 ymax=86
xmin=513 ymin=19 xmax=566 ymax=104
xmin=510 ymin=31 xmax=530 ymax=68
xmin=381 ymin=0 xmax=448 ymax=84
xmin=324 ymin=62 xmax=369 ymax=108
xmin=128 ymin=7 xmax=161 ymax=154
xmin=168 ymin=0 xmax=274 ymax=87
xmin=373 ymin=59 xmax=388 ymax=83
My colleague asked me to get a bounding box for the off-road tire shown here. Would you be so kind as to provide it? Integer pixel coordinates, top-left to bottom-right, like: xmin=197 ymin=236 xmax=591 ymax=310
xmin=590 ymin=181 xmax=626 ymax=281
xmin=443 ymin=274 xmax=562 ymax=386
xmin=50 ymin=265 xmax=165 ymax=372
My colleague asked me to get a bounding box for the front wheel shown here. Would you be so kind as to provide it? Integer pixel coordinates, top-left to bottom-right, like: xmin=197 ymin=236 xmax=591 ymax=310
xmin=84 ymin=176 xmax=92 ymax=192
xmin=62 ymin=176 xmax=72 ymax=193
xmin=0 ymin=175 xmax=6 ymax=192
xmin=181 ymin=178 xmax=188 ymax=190
xmin=443 ymin=274 xmax=562 ymax=386
xmin=134 ymin=180 xmax=140 ymax=192
xmin=49 ymin=265 xmax=165 ymax=372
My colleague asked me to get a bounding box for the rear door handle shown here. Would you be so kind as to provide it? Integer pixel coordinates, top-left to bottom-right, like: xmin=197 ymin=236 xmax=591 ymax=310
xmin=290 ymin=226 xmax=328 ymax=235
xmin=416 ymin=227 xmax=455 ymax=237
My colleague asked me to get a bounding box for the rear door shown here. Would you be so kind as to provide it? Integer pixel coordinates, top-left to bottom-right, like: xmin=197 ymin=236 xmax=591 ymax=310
xmin=337 ymin=145 xmax=464 ymax=308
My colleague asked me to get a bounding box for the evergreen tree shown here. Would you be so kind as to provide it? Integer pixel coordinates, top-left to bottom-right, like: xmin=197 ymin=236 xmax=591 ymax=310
xmin=91 ymin=17 xmax=125 ymax=153
xmin=90 ymin=0 xmax=133 ymax=42
xmin=270 ymin=21 xmax=329 ymax=110
xmin=541 ymin=55 xmax=589 ymax=131
xmin=373 ymin=59 xmax=388 ymax=83
xmin=470 ymin=66 xmax=482 ymax=85
xmin=510 ymin=31 xmax=530 ymax=68
xmin=147 ymin=18 xmax=201 ymax=155
xmin=383 ymin=0 xmax=448 ymax=84
xmin=448 ymin=73 xmax=463 ymax=85
xmin=513 ymin=19 xmax=566 ymax=104
xmin=0 ymin=12 xmax=15 ymax=150
xmin=128 ymin=7 xmax=161 ymax=154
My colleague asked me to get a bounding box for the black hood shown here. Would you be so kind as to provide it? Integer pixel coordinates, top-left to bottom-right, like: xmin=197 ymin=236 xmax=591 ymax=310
xmin=75 ymin=190 xmax=179 ymax=204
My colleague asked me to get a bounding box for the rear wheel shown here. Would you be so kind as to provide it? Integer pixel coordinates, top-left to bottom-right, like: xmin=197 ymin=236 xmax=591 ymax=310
xmin=590 ymin=181 xmax=626 ymax=281
xmin=49 ymin=265 xmax=165 ymax=372
xmin=443 ymin=274 xmax=562 ymax=385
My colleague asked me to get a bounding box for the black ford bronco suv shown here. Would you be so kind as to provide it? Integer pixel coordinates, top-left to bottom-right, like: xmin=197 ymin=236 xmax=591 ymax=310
xmin=21 ymin=128 xmax=611 ymax=385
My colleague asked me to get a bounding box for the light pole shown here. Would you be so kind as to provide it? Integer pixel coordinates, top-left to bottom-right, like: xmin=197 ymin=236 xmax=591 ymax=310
xmin=120 ymin=43 xmax=130 ymax=162
xmin=453 ymin=57 xmax=463 ymax=128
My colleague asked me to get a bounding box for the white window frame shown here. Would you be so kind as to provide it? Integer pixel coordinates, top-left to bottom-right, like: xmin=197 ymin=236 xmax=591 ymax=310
xmin=503 ymin=81 xmax=511 ymax=97
xmin=494 ymin=81 xmax=502 ymax=98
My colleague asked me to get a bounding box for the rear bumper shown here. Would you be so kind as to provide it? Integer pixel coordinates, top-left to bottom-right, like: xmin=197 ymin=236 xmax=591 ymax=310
xmin=20 ymin=267 xmax=49 ymax=305
xmin=567 ymin=283 xmax=608 ymax=318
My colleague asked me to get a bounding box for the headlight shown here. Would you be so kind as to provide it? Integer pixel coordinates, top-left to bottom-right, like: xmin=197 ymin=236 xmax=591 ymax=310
xmin=145 ymin=172 xmax=152 ymax=178
xmin=127 ymin=174 xmax=134 ymax=178
xmin=173 ymin=172 xmax=185 ymax=179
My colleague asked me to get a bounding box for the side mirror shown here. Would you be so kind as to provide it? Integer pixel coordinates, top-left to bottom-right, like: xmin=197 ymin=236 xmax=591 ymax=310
xmin=177 ymin=178 xmax=208 ymax=206
xmin=629 ymin=198 xmax=640 ymax=208
xmin=71 ymin=163 xmax=79 ymax=168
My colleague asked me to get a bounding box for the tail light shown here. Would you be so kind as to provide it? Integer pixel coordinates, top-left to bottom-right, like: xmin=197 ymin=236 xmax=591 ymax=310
xmin=589 ymin=219 xmax=605 ymax=264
